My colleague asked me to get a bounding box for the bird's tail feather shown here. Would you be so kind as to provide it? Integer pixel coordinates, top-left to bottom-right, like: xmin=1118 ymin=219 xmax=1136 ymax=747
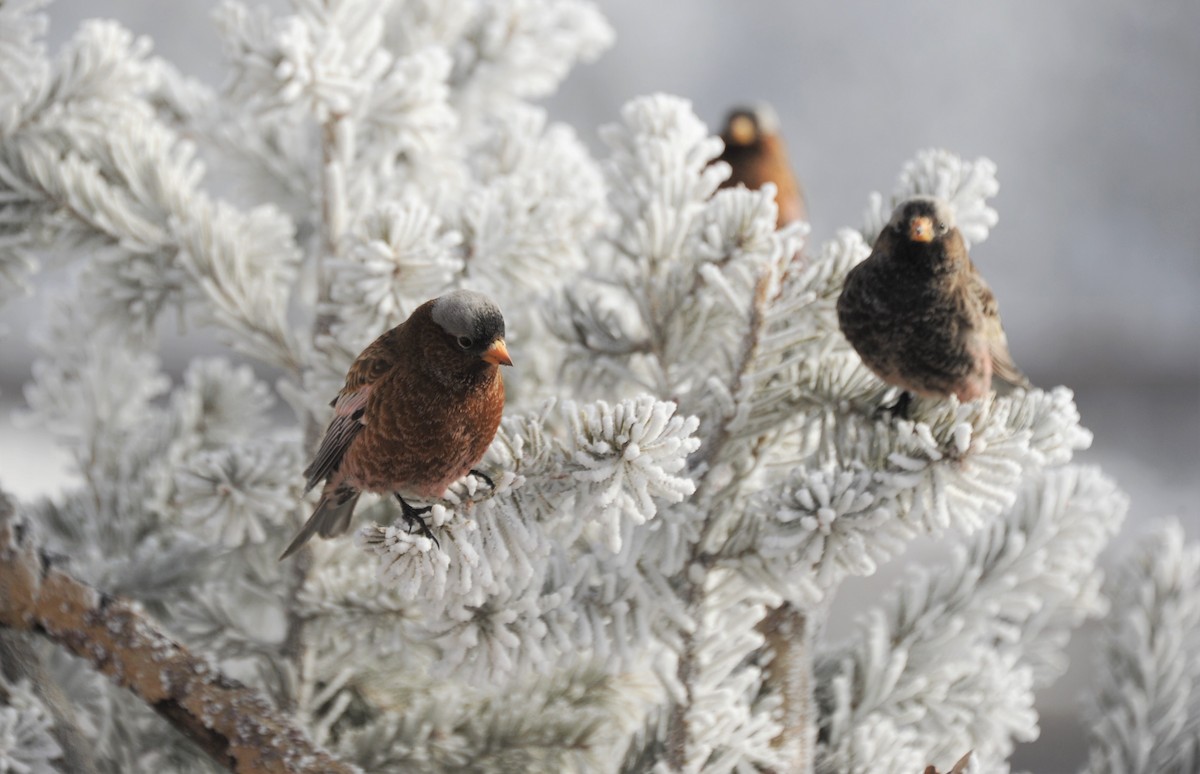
xmin=993 ymin=357 xmax=1032 ymax=393
xmin=279 ymin=483 xmax=361 ymax=560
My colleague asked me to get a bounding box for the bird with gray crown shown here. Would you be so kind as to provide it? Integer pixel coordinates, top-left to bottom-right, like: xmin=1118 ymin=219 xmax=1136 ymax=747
xmin=716 ymin=103 xmax=808 ymax=229
xmin=281 ymin=289 xmax=512 ymax=559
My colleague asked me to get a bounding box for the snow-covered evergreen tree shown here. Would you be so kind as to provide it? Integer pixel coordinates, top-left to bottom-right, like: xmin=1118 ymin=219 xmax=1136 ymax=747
xmin=0 ymin=2 xmax=1195 ymax=772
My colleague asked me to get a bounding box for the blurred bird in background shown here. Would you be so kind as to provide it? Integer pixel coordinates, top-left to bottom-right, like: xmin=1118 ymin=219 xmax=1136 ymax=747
xmin=281 ymin=290 xmax=512 ymax=559
xmin=715 ymin=103 xmax=808 ymax=229
xmin=837 ymin=195 xmax=1029 ymax=416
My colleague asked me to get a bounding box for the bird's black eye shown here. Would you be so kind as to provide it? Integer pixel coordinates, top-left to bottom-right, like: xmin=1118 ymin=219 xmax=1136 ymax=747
xmin=457 ymin=335 xmax=473 ymax=349
xmin=937 ymin=222 xmax=947 ymax=232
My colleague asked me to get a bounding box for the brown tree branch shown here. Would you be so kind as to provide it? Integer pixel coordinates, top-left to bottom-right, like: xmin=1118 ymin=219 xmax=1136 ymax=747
xmin=759 ymin=603 xmax=815 ymax=774
xmin=0 ymin=494 xmax=358 ymax=774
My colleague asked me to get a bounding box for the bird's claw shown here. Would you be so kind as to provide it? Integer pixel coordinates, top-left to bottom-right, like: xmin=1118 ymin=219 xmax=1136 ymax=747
xmin=877 ymin=391 xmax=913 ymax=421
xmin=468 ymin=469 xmax=495 ymax=490
xmin=396 ymin=494 xmax=440 ymax=548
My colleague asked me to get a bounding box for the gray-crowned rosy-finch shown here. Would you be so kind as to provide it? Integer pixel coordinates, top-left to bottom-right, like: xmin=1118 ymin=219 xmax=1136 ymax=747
xmin=281 ymin=289 xmax=512 ymax=559
xmin=716 ymin=103 xmax=808 ymax=229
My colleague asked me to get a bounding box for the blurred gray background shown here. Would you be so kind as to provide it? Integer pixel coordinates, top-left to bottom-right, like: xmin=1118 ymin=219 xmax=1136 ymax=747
xmin=1 ymin=1 xmax=1197 ymax=770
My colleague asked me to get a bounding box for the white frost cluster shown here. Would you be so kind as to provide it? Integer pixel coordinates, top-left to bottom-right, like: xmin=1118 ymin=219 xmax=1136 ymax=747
xmin=862 ymin=149 xmax=1000 ymax=248
xmin=747 ymin=464 xmax=912 ymax=605
xmin=327 ymin=197 xmax=464 ymax=353
xmin=601 ymin=94 xmax=728 ymax=272
xmin=0 ymin=0 xmax=48 ymax=301
xmin=172 ymin=358 xmax=278 ymax=447
xmin=567 ymin=396 xmax=701 ymax=550
xmin=172 ymin=440 xmax=302 ymax=547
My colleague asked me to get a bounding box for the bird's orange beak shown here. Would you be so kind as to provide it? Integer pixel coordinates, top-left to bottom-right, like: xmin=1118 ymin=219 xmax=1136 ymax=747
xmin=908 ymin=216 xmax=935 ymax=242
xmin=481 ymin=338 xmax=513 ymax=366
xmin=728 ymin=114 xmax=757 ymax=145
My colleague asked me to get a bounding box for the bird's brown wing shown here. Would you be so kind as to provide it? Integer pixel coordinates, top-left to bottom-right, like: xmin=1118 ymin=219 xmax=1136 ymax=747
xmin=969 ymin=268 xmax=1030 ymax=389
xmin=303 ymin=326 xmax=405 ymax=491
xmin=342 ymin=325 xmax=405 ymax=393
xmin=303 ymin=388 xmax=370 ymax=492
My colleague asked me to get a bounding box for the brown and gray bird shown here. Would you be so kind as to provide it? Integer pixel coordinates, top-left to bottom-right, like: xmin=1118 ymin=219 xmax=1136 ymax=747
xmin=716 ymin=104 xmax=808 ymax=228
xmin=280 ymin=290 xmax=513 ymax=559
xmin=836 ymin=196 xmax=1029 ymax=413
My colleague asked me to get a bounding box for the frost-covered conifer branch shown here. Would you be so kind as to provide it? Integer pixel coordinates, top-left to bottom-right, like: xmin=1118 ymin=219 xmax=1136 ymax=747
xmin=331 ymin=662 xmax=656 ymax=772
xmin=548 ymin=94 xmax=1105 ymax=772
xmin=814 ymin=466 xmax=1126 ymax=773
xmin=0 ymin=495 xmax=358 ymax=774
xmin=729 ymin=387 xmax=1096 ymax=612
xmin=1 ymin=603 xmax=96 ymax=774
xmin=1082 ymin=520 xmax=1200 ymax=774
xmin=0 ymin=0 xmax=47 ymax=98
xmin=0 ymin=664 xmax=64 ymax=774
xmin=0 ymin=1 xmax=1153 ymax=770
xmin=354 ymin=396 xmax=700 ymax=679
xmin=0 ymin=21 xmax=304 ymax=369
xmin=423 ymin=0 xmax=614 ymax=114
xmin=548 ymin=95 xmax=791 ymax=771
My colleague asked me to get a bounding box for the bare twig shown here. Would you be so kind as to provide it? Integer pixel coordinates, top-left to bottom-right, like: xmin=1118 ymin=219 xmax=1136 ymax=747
xmin=0 ymin=494 xmax=358 ymax=774
xmin=759 ymin=603 xmax=815 ymax=774
xmin=664 ymin=585 xmax=697 ymax=771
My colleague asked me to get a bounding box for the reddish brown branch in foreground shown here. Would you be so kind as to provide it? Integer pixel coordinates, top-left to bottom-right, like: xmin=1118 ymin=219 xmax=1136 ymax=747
xmin=0 ymin=495 xmax=357 ymax=774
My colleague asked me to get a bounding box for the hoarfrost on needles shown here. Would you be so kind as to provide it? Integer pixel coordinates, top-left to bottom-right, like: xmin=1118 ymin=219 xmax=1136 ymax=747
xmin=1083 ymin=521 xmax=1200 ymax=774
xmin=0 ymin=1 xmax=1186 ymax=772
xmin=0 ymin=677 xmax=62 ymax=774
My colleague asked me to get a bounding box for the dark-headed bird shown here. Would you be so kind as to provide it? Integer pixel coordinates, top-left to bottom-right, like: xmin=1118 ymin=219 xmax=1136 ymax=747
xmin=281 ymin=290 xmax=512 ymax=559
xmin=716 ymin=104 xmax=808 ymax=228
xmin=836 ymin=195 xmax=1029 ymax=415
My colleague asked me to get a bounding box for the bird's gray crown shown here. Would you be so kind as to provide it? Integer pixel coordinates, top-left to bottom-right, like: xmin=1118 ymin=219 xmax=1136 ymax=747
xmin=747 ymin=102 xmax=780 ymax=133
xmin=888 ymin=195 xmax=957 ymax=231
xmin=431 ymin=289 xmax=505 ymax=342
